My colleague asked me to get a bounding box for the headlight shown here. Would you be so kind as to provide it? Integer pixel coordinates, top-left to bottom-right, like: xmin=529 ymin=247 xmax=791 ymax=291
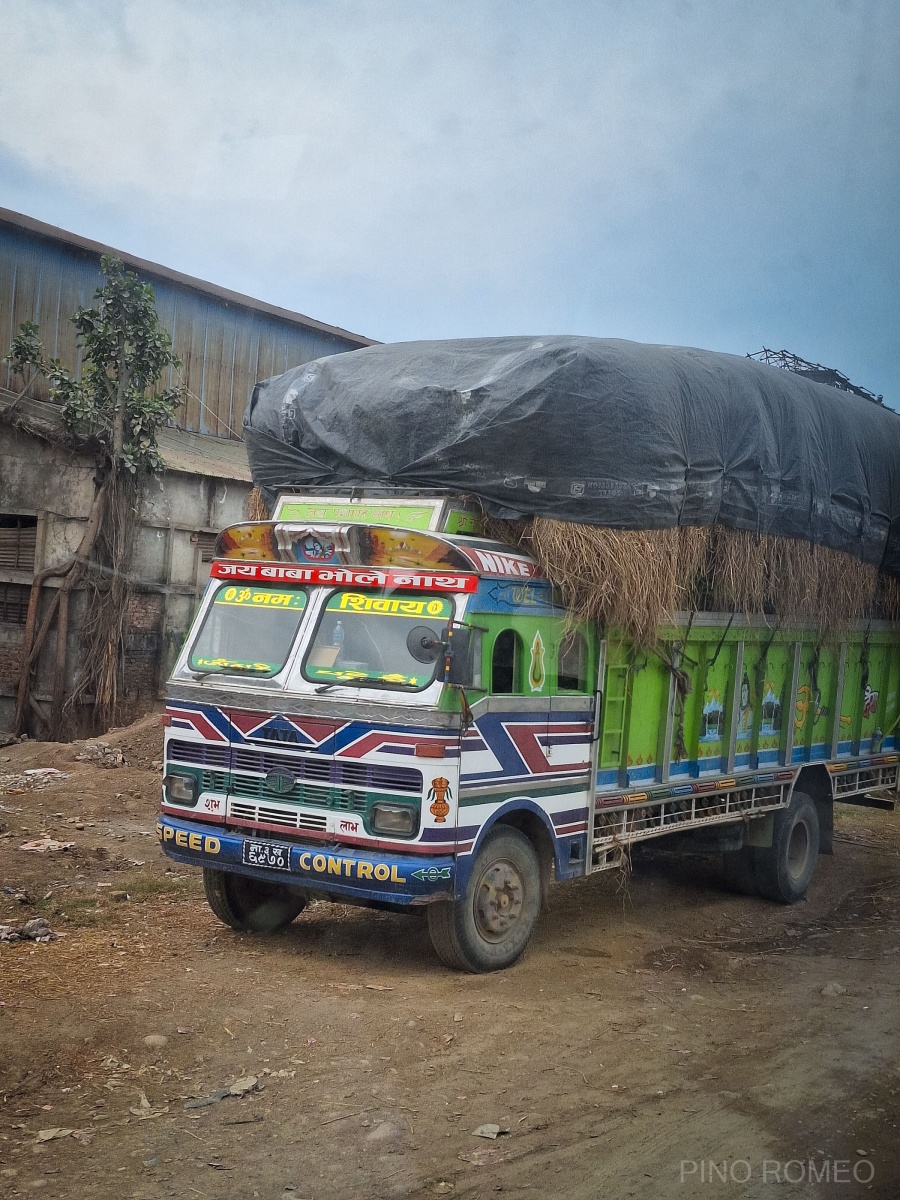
xmin=370 ymin=803 xmax=418 ymax=836
xmin=164 ymin=772 xmax=198 ymax=806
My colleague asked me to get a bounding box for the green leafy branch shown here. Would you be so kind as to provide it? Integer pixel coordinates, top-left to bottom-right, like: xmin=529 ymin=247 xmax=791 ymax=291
xmin=6 ymin=255 xmax=183 ymax=473
xmin=6 ymin=256 xmax=186 ymax=739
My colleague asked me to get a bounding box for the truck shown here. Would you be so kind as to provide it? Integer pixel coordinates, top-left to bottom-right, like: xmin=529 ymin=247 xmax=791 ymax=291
xmin=157 ymin=490 xmax=900 ymax=971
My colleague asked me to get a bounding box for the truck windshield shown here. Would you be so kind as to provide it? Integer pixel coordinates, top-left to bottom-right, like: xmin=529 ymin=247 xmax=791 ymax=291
xmin=188 ymin=584 xmax=307 ymax=677
xmin=303 ymin=590 xmax=454 ymax=691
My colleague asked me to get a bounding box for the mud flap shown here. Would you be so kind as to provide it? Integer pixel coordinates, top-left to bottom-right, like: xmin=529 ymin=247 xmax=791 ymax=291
xmin=746 ymin=813 xmax=774 ymax=848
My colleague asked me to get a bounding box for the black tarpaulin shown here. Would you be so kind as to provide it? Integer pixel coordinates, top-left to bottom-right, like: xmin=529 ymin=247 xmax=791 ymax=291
xmin=243 ymin=336 xmax=900 ymax=575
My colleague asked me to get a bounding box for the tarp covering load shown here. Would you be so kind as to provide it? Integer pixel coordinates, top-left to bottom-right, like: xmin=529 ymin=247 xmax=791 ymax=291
xmin=244 ymin=336 xmax=900 ymax=577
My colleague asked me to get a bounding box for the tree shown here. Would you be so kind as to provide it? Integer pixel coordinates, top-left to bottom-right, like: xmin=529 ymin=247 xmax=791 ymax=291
xmin=5 ymin=255 xmax=183 ymax=737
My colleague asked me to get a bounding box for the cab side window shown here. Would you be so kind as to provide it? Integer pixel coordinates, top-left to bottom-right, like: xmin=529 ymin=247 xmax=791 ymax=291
xmin=491 ymin=629 xmax=522 ymax=694
xmin=557 ymin=630 xmax=588 ymax=691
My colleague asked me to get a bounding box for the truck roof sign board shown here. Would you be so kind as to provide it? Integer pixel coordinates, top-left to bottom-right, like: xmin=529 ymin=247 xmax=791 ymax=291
xmin=272 ymin=494 xmax=479 ymax=534
xmin=209 ymin=560 xmax=479 ymax=592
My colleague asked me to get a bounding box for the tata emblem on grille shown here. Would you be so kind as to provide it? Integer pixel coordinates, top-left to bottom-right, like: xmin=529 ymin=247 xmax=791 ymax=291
xmin=265 ymin=768 xmax=296 ymax=794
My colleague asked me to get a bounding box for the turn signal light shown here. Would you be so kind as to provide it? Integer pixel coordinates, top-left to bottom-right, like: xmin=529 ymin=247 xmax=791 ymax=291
xmin=415 ymin=743 xmax=445 ymax=758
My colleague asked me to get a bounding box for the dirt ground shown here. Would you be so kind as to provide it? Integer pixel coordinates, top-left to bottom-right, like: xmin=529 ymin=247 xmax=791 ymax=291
xmin=1 ymin=715 xmax=898 ymax=1200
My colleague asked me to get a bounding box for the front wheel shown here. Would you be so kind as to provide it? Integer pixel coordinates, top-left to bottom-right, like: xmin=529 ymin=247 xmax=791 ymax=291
xmin=753 ymin=791 xmax=820 ymax=904
xmin=427 ymin=827 xmax=541 ymax=972
xmin=203 ymin=868 xmax=307 ymax=932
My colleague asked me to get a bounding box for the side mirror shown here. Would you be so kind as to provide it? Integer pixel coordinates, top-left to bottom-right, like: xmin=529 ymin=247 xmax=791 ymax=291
xmin=444 ymin=625 xmax=475 ymax=687
xmin=407 ymin=625 xmax=443 ymax=664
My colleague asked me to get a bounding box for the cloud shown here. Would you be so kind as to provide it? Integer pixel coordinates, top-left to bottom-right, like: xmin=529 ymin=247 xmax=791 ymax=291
xmin=1 ymin=0 xmax=898 ymax=398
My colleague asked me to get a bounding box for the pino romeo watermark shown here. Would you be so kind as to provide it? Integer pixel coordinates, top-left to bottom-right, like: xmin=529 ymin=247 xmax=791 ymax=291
xmin=680 ymin=1159 xmax=875 ymax=1185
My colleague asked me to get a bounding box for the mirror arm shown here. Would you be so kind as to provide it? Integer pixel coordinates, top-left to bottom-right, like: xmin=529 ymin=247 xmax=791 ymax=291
xmin=447 ymin=682 xmax=485 ymax=732
xmin=448 ymin=619 xmax=488 ymax=635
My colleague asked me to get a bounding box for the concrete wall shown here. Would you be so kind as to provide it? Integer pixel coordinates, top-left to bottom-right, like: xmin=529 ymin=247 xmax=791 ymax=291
xmin=0 ymin=421 xmax=250 ymax=734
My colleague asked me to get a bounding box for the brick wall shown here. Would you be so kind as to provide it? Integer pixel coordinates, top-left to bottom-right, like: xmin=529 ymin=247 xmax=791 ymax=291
xmin=0 ymin=630 xmax=24 ymax=694
xmin=122 ymin=591 xmax=165 ymax=711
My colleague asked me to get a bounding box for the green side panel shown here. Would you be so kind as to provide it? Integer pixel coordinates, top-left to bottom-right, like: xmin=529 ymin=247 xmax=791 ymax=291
xmin=841 ymin=644 xmax=865 ymax=753
xmin=862 ymin=643 xmax=889 ymax=739
xmin=475 ymin=613 xmax=596 ymax=698
xmin=793 ymin=642 xmax=835 ymax=760
xmin=462 ymin=611 xmax=898 ymax=783
xmin=883 ymin=641 xmax=900 ymax=741
xmin=764 ymin=641 xmax=793 ymax=762
xmin=812 ymin=649 xmax=836 ymax=740
xmin=598 ymin=621 xmax=900 ymax=785
xmin=622 ymin=649 xmax=667 ymax=774
xmin=694 ymin=640 xmax=738 ymax=769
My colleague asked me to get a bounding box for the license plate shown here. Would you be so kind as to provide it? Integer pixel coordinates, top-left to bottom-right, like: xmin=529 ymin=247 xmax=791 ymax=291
xmin=242 ymin=840 xmax=291 ymax=870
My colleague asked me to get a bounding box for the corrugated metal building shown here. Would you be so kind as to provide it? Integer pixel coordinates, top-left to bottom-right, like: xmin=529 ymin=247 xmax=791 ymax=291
xmin=0 ymin=206 xmax=375 ymax=436
xmin=0 ymin=209 xmax=375 ymax=736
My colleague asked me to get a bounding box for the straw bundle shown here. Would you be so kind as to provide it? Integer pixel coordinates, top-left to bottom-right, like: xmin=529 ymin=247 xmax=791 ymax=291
xmin=484 ymin=515 xmax=885 ymax=643
xmin=879 ymin=573 xmax=900 ymax=623
xmin=245 ymin=486 xmax=270 ymax=521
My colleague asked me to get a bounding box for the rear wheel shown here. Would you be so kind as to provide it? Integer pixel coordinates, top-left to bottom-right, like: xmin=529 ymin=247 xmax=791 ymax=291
xmin=753 ymin=791 xmax=820 ymax=904
xmin=427 ymin=827 xmax=541 ymax=972
xmin=722 ymin=846 xmax=758 ymax=895
xmin=203 ymin=868 xmax=307 ymax=932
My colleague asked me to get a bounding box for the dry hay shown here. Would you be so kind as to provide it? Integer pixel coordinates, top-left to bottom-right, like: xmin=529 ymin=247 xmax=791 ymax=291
xmin=484 ymin=515 xmax=885 ymax=642
xmin=705 ymin=527 xmax=878 ymax=628
xmin=879 ymin=573 xmax=900 ymax=623
xmin=245 ymin=486 xmax=270 ymax=521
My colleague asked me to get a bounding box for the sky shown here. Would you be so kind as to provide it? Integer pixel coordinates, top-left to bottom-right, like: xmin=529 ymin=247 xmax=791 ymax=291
xmin=1 ymin=0 xmax=898 ymax=404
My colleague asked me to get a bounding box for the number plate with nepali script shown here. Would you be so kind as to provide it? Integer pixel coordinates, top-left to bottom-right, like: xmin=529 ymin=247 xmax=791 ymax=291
xmin=242 ymin=840 xmax=291 ymax=870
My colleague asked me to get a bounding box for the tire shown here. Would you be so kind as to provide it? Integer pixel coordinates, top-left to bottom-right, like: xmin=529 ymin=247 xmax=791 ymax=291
xmin=722 ymin=846 xmax=758 ymax=895
xmin=203 ymin=868 xmax=307 ymax=933
xmin=753 ymin=791 xmax=820 ymax=904
xmin=427 ymin=827 xmax=541 ymax=973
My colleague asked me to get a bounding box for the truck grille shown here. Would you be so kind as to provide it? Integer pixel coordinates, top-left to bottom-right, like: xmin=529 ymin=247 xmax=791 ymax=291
xmin=170 ymin=740 xmax=231 ymax=768
xmin=229 ymin=801 xmax=328 ymax=832
xmin=169 ymin=740 xmax=421 ymax=793
xmin=231 ymin=774 xmax=369 ymax=813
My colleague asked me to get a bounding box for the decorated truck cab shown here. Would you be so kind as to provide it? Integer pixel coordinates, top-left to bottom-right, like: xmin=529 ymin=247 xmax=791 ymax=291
xmin=159 ymin=492 xmax=900 ymax=971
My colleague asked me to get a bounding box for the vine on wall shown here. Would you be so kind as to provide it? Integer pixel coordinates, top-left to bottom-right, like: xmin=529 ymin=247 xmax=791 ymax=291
xmin=5 ymin=256 xmax=183 ymax=738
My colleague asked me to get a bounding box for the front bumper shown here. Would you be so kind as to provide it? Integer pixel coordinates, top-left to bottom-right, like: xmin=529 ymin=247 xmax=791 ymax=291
xmin=157 ymin=814 xmax=454 ymax=906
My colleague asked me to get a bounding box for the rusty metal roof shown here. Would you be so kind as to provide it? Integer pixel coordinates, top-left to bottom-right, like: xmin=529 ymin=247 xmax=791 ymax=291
xmin=0 ymin=207 xmax=376 ymax=348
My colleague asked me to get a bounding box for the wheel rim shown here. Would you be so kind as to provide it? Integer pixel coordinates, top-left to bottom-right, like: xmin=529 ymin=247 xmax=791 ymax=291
xmin=473 ymin=858 xmax=525 ymax=942
xmin=787 ymin=818 xmax=810 ymax=881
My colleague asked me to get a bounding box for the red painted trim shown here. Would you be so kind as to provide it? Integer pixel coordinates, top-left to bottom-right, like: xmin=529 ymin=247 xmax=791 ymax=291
xmin=554 ymin=821 xmax=589 ymax=835
xmin=161 ymin=803 xmax=226 ymax=824
xmin=223 ymin=815 xmax=458 ymax=855
xmin=210 ymin=560 xmax=478 ymax=592
xmin=465 ymin=547 xmax=544 ymax=579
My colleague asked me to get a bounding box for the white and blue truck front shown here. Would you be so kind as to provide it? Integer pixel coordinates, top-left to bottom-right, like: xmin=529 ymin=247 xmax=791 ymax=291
xmin=159 ymin=494 xmax=596 ymax=971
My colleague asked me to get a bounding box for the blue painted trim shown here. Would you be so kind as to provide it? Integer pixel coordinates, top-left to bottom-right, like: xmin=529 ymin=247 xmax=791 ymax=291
xmin=470 ymin=578 xmax=565 ymax=615
xmin=451 ymin=797 xmax=574 ymax=897
xmin=157 ymin=814 xmax=454 ymax=906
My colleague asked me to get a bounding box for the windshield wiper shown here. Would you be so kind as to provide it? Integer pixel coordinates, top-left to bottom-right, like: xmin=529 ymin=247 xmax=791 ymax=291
xmin=333 ymin=674 xmax=420 ymax=691
xmin=190 ymin=664 xmax=272 ymax=680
